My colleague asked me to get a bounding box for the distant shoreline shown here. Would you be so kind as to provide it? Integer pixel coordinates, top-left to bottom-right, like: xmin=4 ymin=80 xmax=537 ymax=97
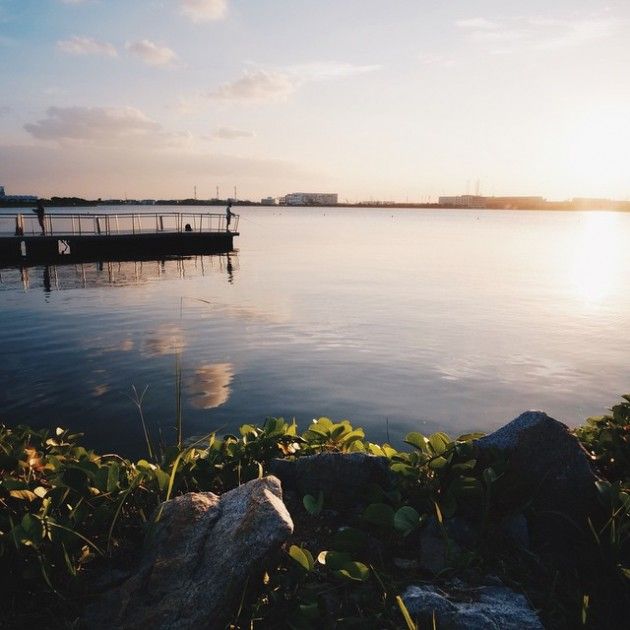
xmin=1 ymin=200 xmax=630 ymax=212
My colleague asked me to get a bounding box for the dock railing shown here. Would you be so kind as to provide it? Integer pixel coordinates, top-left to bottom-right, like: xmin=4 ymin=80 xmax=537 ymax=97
xmin=0 ymin=212 xmax=239 ymax=237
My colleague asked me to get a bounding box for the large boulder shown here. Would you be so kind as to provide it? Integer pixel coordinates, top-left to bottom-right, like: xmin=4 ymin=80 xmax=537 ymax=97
xmin=86 ymin=476 xmax=293 ymax=629
xmin=269 ymin=452 xmax=391 ymax=508
xmin=475 ymin=411 xmax=603 ymax=561
xmin=403 ymin=583 xmax=543 ymax=629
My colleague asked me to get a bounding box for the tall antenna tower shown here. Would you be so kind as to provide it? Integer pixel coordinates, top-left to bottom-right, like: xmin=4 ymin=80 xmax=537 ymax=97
xmin=194 ymin=185 xmax=197 ymax=200
xmin=216 ymin=185 xmax=219 ymax=200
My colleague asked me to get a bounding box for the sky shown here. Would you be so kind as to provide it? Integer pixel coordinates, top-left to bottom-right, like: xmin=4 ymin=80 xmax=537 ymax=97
xmin=1 ymin=0 xmax=629 ymax=201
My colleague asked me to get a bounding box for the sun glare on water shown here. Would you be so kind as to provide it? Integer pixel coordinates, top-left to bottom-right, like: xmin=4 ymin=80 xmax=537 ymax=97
xmin=569 ymin=212 xmax=621 ymax=304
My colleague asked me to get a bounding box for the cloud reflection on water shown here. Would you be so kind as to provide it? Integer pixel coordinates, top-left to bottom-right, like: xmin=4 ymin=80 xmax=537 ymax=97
xmin=143 ymin=325 xmax=186 ymax=356
xmin=187 ymin=363 xmax=234 ymax=409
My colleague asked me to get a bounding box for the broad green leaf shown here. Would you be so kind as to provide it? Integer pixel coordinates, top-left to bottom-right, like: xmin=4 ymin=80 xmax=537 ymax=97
xmin=337 ymin=561 xmax=370 ymax=582
xmin=320 ymin=550 xmax=352 ymax=570
xmin=428 ymin=432 xmax=451 ymax=455
xmin=289 ymin=545 xmax=314 ymax=571
xmin=404 ymin=432 xmax=428 ymax=451
xmin=303 ymin=491 xmax=324 ymax=516
xmin=428 ymin=456 xmax=449 ymax=470
xmin=394 ymin=506 xmax=420 ymax=534
xmin=363 ymin=502 xmax=395 ymax=528
xmin=333 ymin=527 xmax=369 ymax=553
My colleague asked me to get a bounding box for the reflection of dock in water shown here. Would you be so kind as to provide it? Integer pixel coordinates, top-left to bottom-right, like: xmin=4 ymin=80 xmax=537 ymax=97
xmin=0 ymin=211 xmax=239 ymax=265
xmin=0 ymin=254 xmax=238 ymax=292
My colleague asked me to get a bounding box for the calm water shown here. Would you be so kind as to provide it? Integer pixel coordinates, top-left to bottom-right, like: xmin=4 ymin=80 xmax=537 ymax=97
xmin=1 ymin=206 xmax=629 ymax=456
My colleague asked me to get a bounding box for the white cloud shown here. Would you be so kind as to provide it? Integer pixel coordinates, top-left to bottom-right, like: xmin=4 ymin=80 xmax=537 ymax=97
xmin=210 ymin=70 xmax=296 ymax=102
xmin=179 ymin=0 xmax=227 ymax=22
xmin=417 ymin=53 xmax=455 ymax=67
xmin=535 ymin=18 xmax=618 ymax=50
xmin=126 ymin=40 xmax=178 ymax=67
xmin=209 ymin=62 xmax=381 ymax=102
xmin=24 ymin=106 xmax=161 ymax=142
xmin=456 ymin=15 xmax=619 ymax=54
xmin=211 ymin=126 xmax=255 ymax=139
xmin=456 ymin=18 xmax=500 ymax=30
xmin=285 ymin=62 xmax=382 ymax=81
xmin=57 ymin=36 xmax=118 ymax=58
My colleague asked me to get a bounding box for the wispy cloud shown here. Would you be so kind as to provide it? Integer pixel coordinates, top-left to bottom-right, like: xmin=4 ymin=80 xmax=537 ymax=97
xmin=285 ymin=62 xmax=382 ymax=80
xmin=57 ymin=36 xmax=118 ymax=57
xmin=126 ymin=40 xmax=178 ymax=67
xmin=179 ymin=0 xmax=227 ymax=22
xmin=211 ymin=126 xmax=255 ymax=139
xmin=456 ymin=18 xmax=499 ymax=30
xmin=210 ymin=62 xmax=381 ymax=102
xmin=456 ymin=14 xmax=620 ymax=54
xmin=210 ymin=70 xmax=296 ymax=102
xmin=0 ymin=105 xmax=12 ymax=116
xmin=417 ymin=53 xmax=455 ymax=67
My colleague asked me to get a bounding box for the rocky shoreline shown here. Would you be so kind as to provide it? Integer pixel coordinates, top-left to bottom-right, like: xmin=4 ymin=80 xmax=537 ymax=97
xmin=79 ymin=410 xmax=627 ymax=629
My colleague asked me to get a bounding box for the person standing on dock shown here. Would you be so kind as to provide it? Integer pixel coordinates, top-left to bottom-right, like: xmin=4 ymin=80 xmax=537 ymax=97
xmin=32 ymin=200 xmax=46 ymax=236
xmin=225 ymin=201 xmax=234 ymax=232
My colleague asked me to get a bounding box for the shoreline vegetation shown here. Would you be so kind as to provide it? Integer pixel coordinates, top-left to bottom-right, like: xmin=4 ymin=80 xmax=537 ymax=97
xmin=2 ymin=198 xmax=630 ymax=212
xmin=1 ymin=396 xmax=629 ymax=628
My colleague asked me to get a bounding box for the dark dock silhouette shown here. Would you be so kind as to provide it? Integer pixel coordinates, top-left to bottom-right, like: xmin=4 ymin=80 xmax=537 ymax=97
xmin=0 ymin=211 xmax=239 ymax=265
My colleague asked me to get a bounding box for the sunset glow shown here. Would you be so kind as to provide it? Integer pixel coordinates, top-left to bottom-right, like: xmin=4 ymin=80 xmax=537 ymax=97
xmin=1 ymin=0 xmax=629 ymax=201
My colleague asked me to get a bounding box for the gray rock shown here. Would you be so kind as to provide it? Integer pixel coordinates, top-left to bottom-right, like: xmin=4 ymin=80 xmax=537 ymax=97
xmin=87 ymin=476 xmax=293 ymax=629
xmin=452 ymin=586 xmax=543 ymax=630
xmin=269 ymin=451 xmax=391 ymax=507
xmin=403 ymin=584 xmax=543 ymax=630
xmin=402 ymin=585 xmax=457 ymax=621
xmin=476 ymin=411 xmax=602 ymax=561
xmin=500 ymin=512 xmax=530 ymax=549
xmin=418 ymin=529 xmax=458 ymax=575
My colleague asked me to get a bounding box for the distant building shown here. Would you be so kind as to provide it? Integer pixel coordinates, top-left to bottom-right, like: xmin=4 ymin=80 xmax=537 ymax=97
xmin=0 ymin=186 xmax=38 ymax=203
xmin=485 ymin=196 xmax=545 ymax=209
xmin=261 ymin=197 xmax=277 ymax=205
xmin=280 ymin=192 xmax=338 ymax=206
xmin=438 ymin=195 xmax=548 ymax=209
xmin=139 ymin=199 xmax=156 ymax=205
xmin=438 ymin=195 xmax=486 ymax=208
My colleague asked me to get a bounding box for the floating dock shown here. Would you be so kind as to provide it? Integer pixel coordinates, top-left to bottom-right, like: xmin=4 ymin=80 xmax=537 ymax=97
xmin=0 ymin=211 xmax=239 ymax=265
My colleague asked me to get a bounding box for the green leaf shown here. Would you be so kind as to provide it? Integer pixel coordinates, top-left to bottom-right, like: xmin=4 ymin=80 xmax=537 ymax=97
xmin=303 ymin=491 xmax=324 ymax=516
xmin=333 ymin=527 xmax=369 ymax=553
xmin=337 ymin=561 xmax=370 ymax=582
xmin=319 ymin=550 xmax=352 ymax=570
xmin=428 ymin=456 xmax=449 ymax=470
xmin=106 ymin=462 xmax=120 ymax=493
xmin=394 ymin=506 xmax=420 ymax=535
xmin=289 ymin=545 xmax=314 ymax=571
xmin=363 ymin=502 xmax=395 ymax=528
xmin=428 ymin=432 xmax=451 ymax=455
xmin=404 ymin=432 xmax=428 ymax=451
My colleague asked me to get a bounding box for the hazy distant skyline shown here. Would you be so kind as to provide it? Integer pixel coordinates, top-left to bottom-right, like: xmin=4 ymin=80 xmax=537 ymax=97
xmin=1 ymin=0 xmax=629 ymax=201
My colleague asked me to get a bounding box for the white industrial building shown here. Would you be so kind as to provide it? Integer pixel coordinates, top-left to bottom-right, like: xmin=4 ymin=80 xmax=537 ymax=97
xmin=279 ymin=192 xmax=338 ymax=206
